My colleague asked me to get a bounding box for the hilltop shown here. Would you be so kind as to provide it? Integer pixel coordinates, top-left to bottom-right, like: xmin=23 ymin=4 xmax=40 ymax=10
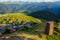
xmin=0 ymin=13 xmax=41 ymax=24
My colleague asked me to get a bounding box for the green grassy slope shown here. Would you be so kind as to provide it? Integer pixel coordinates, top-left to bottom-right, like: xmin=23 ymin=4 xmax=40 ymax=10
xmin=0 ymin=13 xmax=41 ymax=24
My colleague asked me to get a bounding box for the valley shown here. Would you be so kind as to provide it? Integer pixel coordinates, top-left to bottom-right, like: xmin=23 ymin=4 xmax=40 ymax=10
xmin=0 ymin=1 xmax=60 ymax=40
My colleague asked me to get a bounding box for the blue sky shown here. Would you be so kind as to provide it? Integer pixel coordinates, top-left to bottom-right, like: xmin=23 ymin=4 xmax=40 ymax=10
xmin=0 ymin=0 xmax=60 ymax=2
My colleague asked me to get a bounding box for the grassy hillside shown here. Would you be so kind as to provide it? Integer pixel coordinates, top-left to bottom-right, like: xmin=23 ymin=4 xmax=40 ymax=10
xmin=0 ymin=13 xmax=60 ymax=40
xmin=0 ymin=13 xmax=41 ymax=24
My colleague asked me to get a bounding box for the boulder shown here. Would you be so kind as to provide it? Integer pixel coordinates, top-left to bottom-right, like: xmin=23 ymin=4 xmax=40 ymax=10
xmin=0 ymin=32 xmax=2 ymax=37
xmin=10 ymin=29 xmax=15 ymax=33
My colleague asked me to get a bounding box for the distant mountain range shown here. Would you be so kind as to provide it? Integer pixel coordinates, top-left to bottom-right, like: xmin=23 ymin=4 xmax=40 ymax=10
xmin=0 ymin=2 xmax=60 ymax=18
xmin=29 ymin=10 xmax=60 ymax=21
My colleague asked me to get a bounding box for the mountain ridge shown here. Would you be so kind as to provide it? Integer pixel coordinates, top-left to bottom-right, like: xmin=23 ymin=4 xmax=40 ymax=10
xmin=0 ymin=2 xmax=60 ymax=18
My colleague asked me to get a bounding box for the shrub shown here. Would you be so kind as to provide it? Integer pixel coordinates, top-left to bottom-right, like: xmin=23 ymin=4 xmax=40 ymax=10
xmin=4 ymin=28 xmax=11 ymax=34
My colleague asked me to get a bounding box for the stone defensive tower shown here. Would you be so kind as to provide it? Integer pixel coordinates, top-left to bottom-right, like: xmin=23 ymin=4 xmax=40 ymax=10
xmin=45 ymin=21 xmax=54 ymax=35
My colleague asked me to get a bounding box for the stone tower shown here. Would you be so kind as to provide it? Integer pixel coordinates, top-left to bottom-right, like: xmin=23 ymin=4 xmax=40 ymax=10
xmin=45 ymin=21 xmax=54 ymax=35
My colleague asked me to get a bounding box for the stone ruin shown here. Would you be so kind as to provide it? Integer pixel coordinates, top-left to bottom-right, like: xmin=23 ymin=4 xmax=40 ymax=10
xmin=45 ymin=21 xmax=54 ymax=35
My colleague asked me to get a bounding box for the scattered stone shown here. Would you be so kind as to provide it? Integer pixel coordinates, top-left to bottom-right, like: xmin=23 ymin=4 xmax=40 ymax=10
xmin=10 ymin=36 xmax=25 ymax=40
xmin=10 ymin=29 xmax=15 ymax=33
xmin=26 ymin=23 xmax=32 ymax=28
xmin=0 ymin=32 xmax=2 ymax=37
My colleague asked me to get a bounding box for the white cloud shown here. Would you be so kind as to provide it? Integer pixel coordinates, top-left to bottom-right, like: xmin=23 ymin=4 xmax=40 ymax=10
xmin=35 ymin=0 xmax=40 ymax=2
xmin=1 ymin=0 xmax=7 ymax=1
xmin=34 ymin=0 xmax=60 ymax=2
xmin=44 ymin=0 xmax=56 ymax=2
xmin=36 ymin=0 xmax=59 ymax=2
xmin=0 ymin=0 xmax=60 ymax=2
xmin=0 ymin=0 xmax=9 ymax=2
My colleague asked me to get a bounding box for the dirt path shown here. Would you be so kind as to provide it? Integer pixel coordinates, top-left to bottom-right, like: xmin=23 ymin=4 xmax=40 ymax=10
xmin=15 ymin=33 xmax=47 ymax=40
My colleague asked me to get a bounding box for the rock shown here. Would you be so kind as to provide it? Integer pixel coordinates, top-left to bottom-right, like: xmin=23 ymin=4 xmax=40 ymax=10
xmin=10 ymin=36 xmax=25 ymax=40
xmin=0 ymin=32 xmax=2 ymax=37
xmin=13 ymin=26 xmax=17 ymax=29
xmin=10 ymin=29 xmax=15 ymax=33
xmin=26 ymin=23 xmax=32 ymax=28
